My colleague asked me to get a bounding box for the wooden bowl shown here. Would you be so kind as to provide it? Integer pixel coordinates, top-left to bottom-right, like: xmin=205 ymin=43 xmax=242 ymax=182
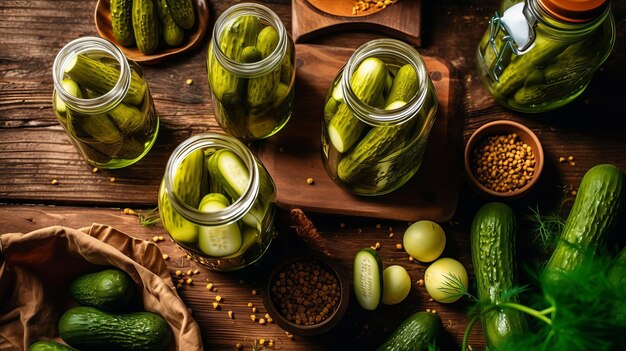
xmin=464 ymin=120 xmax=544 ymax=200
xmin=94 ymin=0 xmax=210 ymax=64
xmin=261 ymin=251 xmax=350 ymax=336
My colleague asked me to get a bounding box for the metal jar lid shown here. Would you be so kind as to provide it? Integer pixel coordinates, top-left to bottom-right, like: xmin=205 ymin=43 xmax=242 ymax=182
xmin=537 ymin=0 xmax=608 ymax=23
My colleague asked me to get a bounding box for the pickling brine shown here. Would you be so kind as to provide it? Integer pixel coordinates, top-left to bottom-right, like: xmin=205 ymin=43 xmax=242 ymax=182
xmin=158 ymin=132 xmax=276 ymax=271
xmin=207 ymin=3 xmax=295 ymax=140
xmin=321 ymin=39 xmax=438 ymax=196
xmin=52 ymin=37 xmax=158 ymax=169
xmin=477 ymin=0 xmax=615 ymax=112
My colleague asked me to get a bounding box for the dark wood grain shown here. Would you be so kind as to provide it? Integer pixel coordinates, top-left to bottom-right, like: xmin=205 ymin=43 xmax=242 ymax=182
xmin=293 ymin=0 xmax=422 ymax=45
xmin=258 ymin=44 xmax=459 ymax=221
xmin=1 ymin=0 xmax=626 ymax=350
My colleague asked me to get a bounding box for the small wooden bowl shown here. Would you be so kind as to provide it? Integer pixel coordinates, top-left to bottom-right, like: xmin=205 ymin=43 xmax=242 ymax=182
xmin=262 ymin=251 xmax=350 ymax=336
xmin=464 ymin=120 xmax=544 ymax=200
xmin=94 ymin=0 xmax=210 ymax=64
xmin=306 ymin=0 xmax=388 ymax=17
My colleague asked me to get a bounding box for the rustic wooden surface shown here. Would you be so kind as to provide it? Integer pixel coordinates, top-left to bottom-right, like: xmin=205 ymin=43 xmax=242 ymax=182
xmin=293 ymin=0 xmax=422 ymax=45
xmin=1 ymin=0 xmax=625 ymax=350
xmin=258 ymin=44 xmax=459 ymax=222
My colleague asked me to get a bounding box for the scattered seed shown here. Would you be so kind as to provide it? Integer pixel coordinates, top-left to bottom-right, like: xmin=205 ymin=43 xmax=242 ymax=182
xmin=417 ymin=279 xmax=424 ymax=286
xmin=251 ymin=289 xmax=258 ymax=295
xmin=178 ymin=278 xmax=185 ymax=284
xmin=259 ymin=339 xmax=266 ymax=345
xmin=92 ymin=167 xmax=99 ymax=173
xmin=206 ymin=283 xmax=213 ymax=290
xmin=215 ymin=296 xmax=222 ymax=302
xmin=376 ymin=224 xmax=382 ymax=229
xmin=251 ymin=314 xmax=257 ymax=322
xmin=571 ymin=190 xmax=577 ymax=196
xmin=426 ymin=308 xmax=431 ymax=313
xmin=374 ymin=242 xmax=381 ymax=250
xmin=395 ymin=243 xmax=403 ymax=250
xmin=185 ymin=79 xmax=193 ymax=85
xmin=186 ymin=269 xmax=193 ymax=276
xmin=306 ymin=177 xmax=314 ymax=185
xmin=567 ymin=155 xmax=574 ymax=161
xmin=186 ymin=278 xmax=193 ymax=284
xmin=569 ymin=161 xmax=576 ymax=166
xmin=268 ymin=340 xmax=274 ymax=347
xmin=431 ymin=309 xmax=437 ymax=314
xmin=162 ymin=254 xmax=169 ymax=260
xmin=228 ymin=311 xmax=233 ymax=319
xmin=212 ymin=302 xmax=220 ymax=310
xmin=409 ymin=256 xmax=414 ymax=262
xmin=259 ymin=318 xmax=266 ymax=325
xmin=247 ymin=302 xmax=254 ymax=308
xmin=176 ymin=283 xmax=183 ymax=289
xmin=388 ymin=232 xmax=394 ymax=238
xmin=110 ymin=177 xmax=116 ymax=182
xmin=176 ymin=270 xmax=182 ymax=276
xmin=51 ymin=179 xmax=58 ymax=185
xmin=252 ymin=307 xmax=257 ymax=313
xmin=235 ymin=343 xmax=242 ymax=349
xmin=193 ymin=269 xmax=199 ymax=274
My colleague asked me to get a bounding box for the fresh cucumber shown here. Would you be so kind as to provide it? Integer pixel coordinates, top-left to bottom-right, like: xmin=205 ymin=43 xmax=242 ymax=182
xmin=376 ymin=311 xmax=442 ymax=351
xmin=471 ymin=202 xmax=528 ymax=349
xmin=545 ymin=164 xmax=624 ymax=280
xmin=132 ymin=0 xmax=159 ymax=54
xmin=28 ymin=341 xmax=78 ymax=351
xmin=197 ymin=193 xmax=242 ymax=257
xmin=70 ymin=268 xmax=135 ymax=312
xmin=165 ymin=0 xmax=195 ymax=29
xmin=110 ymin=0 xmax=135 ymax=47
xmin=385 ymin=64 xmax=418 ymax=107
xmin=64 ymin=54 xmax=146 ymax=106
xmin=55 ymin=78 xmax=83 ymax=116
xmin=353 ymin=248 xmax=383 ymax=311
xmin=156 ymin=0 xmax=184 ymax=47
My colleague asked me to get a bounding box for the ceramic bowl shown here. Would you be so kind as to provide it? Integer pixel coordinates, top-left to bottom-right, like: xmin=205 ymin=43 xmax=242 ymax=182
xmin=94 ymin=0 xmax=210 ymax=64
xmin=464 ymin=120 xmax=544 ymax=199
xmin=262 ymin=251 xmax=349 ymax=336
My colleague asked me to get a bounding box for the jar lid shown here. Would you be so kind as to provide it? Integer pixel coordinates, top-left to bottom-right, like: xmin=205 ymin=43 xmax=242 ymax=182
xmin=537 ymin=0 xmax=608 ymax=23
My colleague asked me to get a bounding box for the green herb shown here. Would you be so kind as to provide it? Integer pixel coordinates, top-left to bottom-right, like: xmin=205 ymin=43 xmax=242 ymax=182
xmin=528 ymin=205 xmax=565 ymax=253
xmin=462 ymin=253 xmax=625 ymax=351
xmin=138 ymin=207 xmax=161 ymax=227
xmin=438 ymin=272 xmax=477 ymax=302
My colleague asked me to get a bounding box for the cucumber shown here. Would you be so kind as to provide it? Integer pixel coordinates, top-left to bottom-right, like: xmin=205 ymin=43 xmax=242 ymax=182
xmin=246 ymin=26 xmax=281 ymax=107
xmin=471 ymin=202 xmax=528 ymax=349
xmin=336 ymin=63 xmax=420 ymax=182
xmin=279 ymin=50 xmax=293 ymax=85
xmin=132 ymin=0 xmax=159 ymax=54
xmin=110 ymin=0 xmax=135 ymax=46
xmin=376 ymin=311 xmax=442 ymax=351
xmin=545 ymin=164 xmax=624 ymax=280
xmin=160 ymin=148 xmax=205 ymax=243
xmin=59 ymin=306 xmax=171 ymax=351
xmin=323 ymin=96 xmax=340 ymax=124
xmin=165 ymin=0 xmax=195 ymax=29
xmin=70 ymin=268 xmax=135 ymax=312
xmin=221 ymin=225 xmax=259 ymax=259
xmin=106 ymin=102 xmax=146 ymax=134
xmin=327 ymin=57 xmax=388 ymax=153
xmin=241 ymin=45 xmax=261 ymax=63
xmin=256 ymin=26 xmax=279 ymax=58
xmin=156 ymin=0 xmax=184 ymax=47
xmin=609 ymin=247 xmax=626 ymax=345
xmin=54 ymin=78 xmax=83 ymax=116
xmin=64 ymin=54 xmax=146 ymax=106
xmin=353 ymin=248 xmax=383 ymax=311
xmin=209 ymin=15 xmax=261 ymax=104
xmin=197 ymin=193 xmax=242 ymax=257
xmin=28 ymin=341 xmax=78 ymax=351
xmin=68 ymin=112 xmax=123 ymax=144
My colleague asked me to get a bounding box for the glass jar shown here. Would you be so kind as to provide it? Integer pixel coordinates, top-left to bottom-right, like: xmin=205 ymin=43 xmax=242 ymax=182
xmin=207 ymin=3 xmax=295 ymax=140
xmin=158 ymin=132 xmax=277 ymax=271
xmin=321 ymin=39 xmax=438 ymax=196
xmin=477 ymin=0 xmax=615 ymax=112
xmin=52 ymin=36 xmax=159 ymax=169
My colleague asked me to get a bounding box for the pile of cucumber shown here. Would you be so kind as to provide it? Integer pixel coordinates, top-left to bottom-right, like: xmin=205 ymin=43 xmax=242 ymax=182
xmin=53 ymin=54 xmax=157 ymax=166
xmin=159 ymin=147 xmax=275 ymax=267
xmin=29 ymin=268 xmax=171 ymax=351
xmin=110 ymin=0 xmax=196 ymax=54
xmin=480 ymin=28 xmax=606 ymax=110
xmin=323 ymin=56 xmax=434 ymax=194
xmin=207 ymin=15 xmax=294 ymax=139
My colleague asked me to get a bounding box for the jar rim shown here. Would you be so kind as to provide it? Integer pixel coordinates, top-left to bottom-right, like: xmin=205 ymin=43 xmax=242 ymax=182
xmin=211 ymin=3 xmax=287 ymax=78
xmin=340 ymin=39 xmax=431 ymax=126
xmin=52 ymin=36 xmax=131 ymax=113
xmin=163 ymin=132 xmax=260 ymax=226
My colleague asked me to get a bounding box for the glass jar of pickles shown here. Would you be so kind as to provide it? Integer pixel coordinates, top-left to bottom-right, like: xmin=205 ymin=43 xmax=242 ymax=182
xmin=158 ymin=132 xmax=277 ymax=271
xmin=52 ymin=36 xmax=159 ymax=169
xmin=477 ymin=0 xmax=615 ymax=112
xmin=207 ymin=3 xmax=295 ymax=140
xmin=321 ymin=39 xmax=438 ymax=196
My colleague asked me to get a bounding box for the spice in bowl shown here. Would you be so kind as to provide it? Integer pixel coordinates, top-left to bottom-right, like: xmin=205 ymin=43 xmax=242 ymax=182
xmin=470 ymin=132 xmax=536 ymax=193
xmin=270 ymin=260 xmax=341 ymax=326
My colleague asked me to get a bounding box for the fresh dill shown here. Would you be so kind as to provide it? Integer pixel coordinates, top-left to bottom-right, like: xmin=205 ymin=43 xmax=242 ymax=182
xmin=137 ymin=207 xmax=161 ymax=227
xmin=438 ymin=273 xmax=477 ymax=302
xmin=528 ymin=205 xmax=565 ymax=252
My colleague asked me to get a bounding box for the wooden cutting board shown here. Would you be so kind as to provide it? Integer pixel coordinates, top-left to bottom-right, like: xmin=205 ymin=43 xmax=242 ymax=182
xmin=292 ymin=0 xmax=422 ymax=46
xmin=257 ymin=44 xmax=459 ymax=222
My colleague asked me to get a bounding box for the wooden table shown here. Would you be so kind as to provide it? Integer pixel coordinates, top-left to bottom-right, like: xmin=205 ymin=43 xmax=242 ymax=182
xmin=1 ymin=1 xmax=625 ymax=350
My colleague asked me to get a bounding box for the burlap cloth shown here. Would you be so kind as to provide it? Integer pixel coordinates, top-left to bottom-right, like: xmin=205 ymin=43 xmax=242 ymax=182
xmin=0 ymin=224 xmax=203 ymax=350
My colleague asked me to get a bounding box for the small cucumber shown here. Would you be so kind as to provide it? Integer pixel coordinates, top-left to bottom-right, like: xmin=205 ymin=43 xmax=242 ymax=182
xmin=221 ymin=225 xmax=259 ymax=259
xmin=353 ymin=248 xmax=383 ymax=311
xmin=64 ymin=54 xmax=146 ymax=106
xmin=165 ymin=0 xmax=195 ymax=29
xmin=241 ymin=45 xmax=261 ymax=63
xmin=385 ymin=64 xmax=418 ymax=107
xmin=106 ymin=102 xmax=146 ymax=134
xmin=68 ymin=111 xmax=123 ymax=144
xmin=54 ymin=78 xmax=83 ymax=116
xmin=160 ymin=148 xmax=205 ymax=243
xmin=328 ymin=103 xmax=363 ymax=153
xmin=28 ymin=341 xmax=78 ymax=351
xmin=157 ymin=0 xmax=184 ymax=47
xmin=70 ymin=268 xmax=135 ymax=312
xmin=376 ymin=311 xmax=442 ymax=351
xmin=197 ymin=193 xmax=243 ymax=257
xmin=110 ymin=0 xmax=135 ymax=46
xmin=132 ymin=0 xmax=159 ymax=54
xmin=256 ymin=26 xmax=279 ymax=58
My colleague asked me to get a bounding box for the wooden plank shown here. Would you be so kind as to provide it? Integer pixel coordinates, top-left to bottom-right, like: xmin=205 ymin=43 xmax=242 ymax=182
xmin=292 ymin=0 xmax=421 ymax=46
xmin=258 ymin=44 xmax=459 ymax=222
xmin=0 ymin=204 xmax=486 ymax=350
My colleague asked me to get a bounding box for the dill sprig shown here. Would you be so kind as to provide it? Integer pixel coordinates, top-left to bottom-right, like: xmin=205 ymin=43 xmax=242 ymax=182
xmin=528 ymin=205 xmax=565 ymax=253
xmin=137 ymin=207 xmax=161 ymax=227
xmin=438 ymin=273 xmax=477 ymax=302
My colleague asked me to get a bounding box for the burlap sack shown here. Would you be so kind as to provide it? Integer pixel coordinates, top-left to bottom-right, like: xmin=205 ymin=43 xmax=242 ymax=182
xmin=0 ymin=224 xmax=203 ymax=351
